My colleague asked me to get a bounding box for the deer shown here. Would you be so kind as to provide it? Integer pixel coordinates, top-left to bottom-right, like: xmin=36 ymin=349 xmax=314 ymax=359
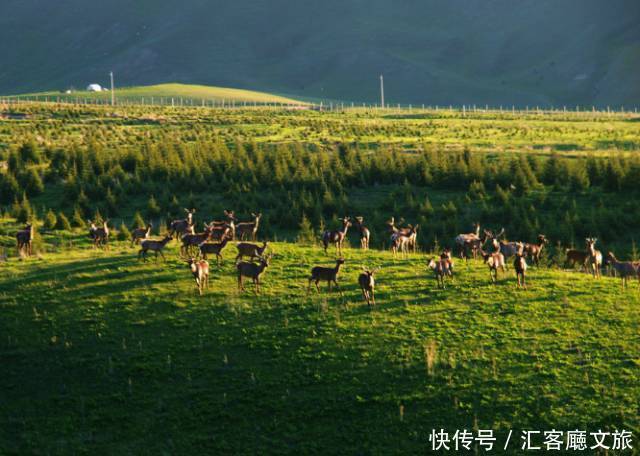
xmin=353 ymin=216 xmax=371 ymax=250
xmin=16 ymin=223 xmax=34 ymax=256
xmin=455 ymin=222 xmax=481 ymax=259
xmin=138 ymin=234 xmax=172 ymax=262
xmin=585 ymin=237 xmax=603 ymax=278
xmin=428 ymin=250 xmax=454 ymax=289
xmin=358 ymin=266 xmax=378 ymax=307
xmin=237 ymin=254 xmax=271 ymax=294
xmin=391 ymin=225 xmax=419 ymax=259
xmin=565 ymin=249 xmax=590 ymax=271
xmin=131 ymin=222 xmax=152 ymax=247
xmin=209 ymin=224 xmax=232 ymax=242
xmin=187 ymin=258 xmax=209 ymax=296
xmin=198 ymin=236 xmax=230 ymax=266
xmin=169 ymin=208 xmax=196 ymax=239
xmin=308 ymin=258 xmax=345 ymax=293
xmin=210 ymin=210 xmax=237 ymax=240
xmin=605 ymin=252 xmax=640 ymax=289
xmin=236 ymin=213 xmax=262 ymax=241
xmin=514 ymin=250 xmax=528 ymax=289
xmin=480 ymin=248 xmax=506 ymax=284
xmin=322 ymin=217 xmax=351 ymax=255
xmin=489 ymin=228 xmax=522 ymax=262
xmin=236 ymin=241 xmax=269 ymax=262
xmin=523 ymin=234 xmax=548 ymax=267
xmin=387 ymin=217 xmax=417 ymax=251
xmin=88 ymin=219 xmax=110 ymax=249
xmin=180 ymin=223 xmax=213 ymax=258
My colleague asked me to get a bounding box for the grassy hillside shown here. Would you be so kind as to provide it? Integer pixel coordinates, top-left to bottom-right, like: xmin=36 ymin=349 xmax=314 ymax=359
xmin=1 ymin=221 xmax=639 ymax=453
xmin=17 ymin=83 xmax=306 ymax=105
xmin=0 ymin=0 xmax=638 ymax=107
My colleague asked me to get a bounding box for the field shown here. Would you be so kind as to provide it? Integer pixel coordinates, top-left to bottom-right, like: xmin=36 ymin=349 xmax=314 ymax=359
xmin=1 ymin=101 xmax=640 ymax=453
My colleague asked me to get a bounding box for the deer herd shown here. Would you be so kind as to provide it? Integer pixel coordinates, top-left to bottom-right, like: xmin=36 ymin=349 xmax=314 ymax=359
xmin=13 ymin=212 xmax=640 ymax=300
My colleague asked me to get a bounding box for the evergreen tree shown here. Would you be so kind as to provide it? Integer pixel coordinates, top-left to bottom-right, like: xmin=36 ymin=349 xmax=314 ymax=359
xmin=72 ymin=207 xmax=86 ymax=228
xmin=56 ymin=212 xmax=72 ymax=231
xmin=43 ymin=209 xmax=57 ymax=230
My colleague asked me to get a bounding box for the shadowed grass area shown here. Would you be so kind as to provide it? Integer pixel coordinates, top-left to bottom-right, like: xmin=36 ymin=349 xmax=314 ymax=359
xmin=1 ymin=233 xmax=639 ymax=453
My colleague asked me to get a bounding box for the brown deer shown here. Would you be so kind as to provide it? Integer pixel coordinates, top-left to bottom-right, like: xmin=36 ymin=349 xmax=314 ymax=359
xmin=237 ymin=254 xmax=271 ymax=294
xmin=322 ymin=217 xmax=351 ymax=255
xmin=16 ymin=223 xmax=34 ymax=256
xmin=428 ymin=251 xmax=454 ymax=289
xmin=209 ymin=224 xmax=232 ymax=242
xmin=88 ymin=220 xmax=110 ymax=249
xmin=585 ymin=238 xmax=603 ymax=278
xmin=131 ymin=222 xmax=152 ymax=247
xmin=210 ymin=210 xmax=237 ymax=240
xmin=387 ymin=217 xmax=417 ymax=251
xmin=358 ymin=266 xmax=378 ymax=307
xmin=565 ymin=249 xmax=589 ymax=271
xmin=187 ymin=258 xmax=209 ymax=295
xmin=308 ymin=258 xmax=345 ymax=293
xmin=523 ymin=234 xmax=548 ymax=267
xmin=169 ymin=208 xmax=196 ymax=239
xmin=489 ymin=228 xmax=522 ymax=262
xmin=391 ymin=225 xmax=419 ymax=259
xmin=605 ymin=252 xmax=640 ymax=289
xmin=236 ymin=213 xmax=262 ymax=241
xmin=138 ymin=234 xmax=173 ymax=262
xmin=236 ymin=241 xmax=269 ymax=262
xmin=514 ymin=251 xmax=528 ymax=289
xmin=353 ymin=216 xmax=370 ymax=250
xmin=180 ymin=223 xmax=212 ymax=257
xmin=455 ymin=222 xmax=481 ymax=259
xmin=481 ymin=248 xmax=506 ymax=284
xmin=199 ymin=236 xmax=230 ymax=265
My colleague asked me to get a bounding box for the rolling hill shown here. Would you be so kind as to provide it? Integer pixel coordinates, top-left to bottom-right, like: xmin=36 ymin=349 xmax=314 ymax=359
xmin=0 ymin=0 xmax=638 ymax=107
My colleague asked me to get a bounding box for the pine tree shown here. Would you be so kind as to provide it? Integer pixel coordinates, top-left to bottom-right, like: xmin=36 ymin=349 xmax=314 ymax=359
xmin=147 ymin=195 xmax=161 ymax=218
xmin=72 ymin=207 xmax=86 ymax=228
xmin=132 ymin=211 xmax=146 ymax=229
xmin=117 ymin=223 xmax=131 ymax=242
xmin=43 ymin=209 xmax=57 ymax=230
xmin=296 ymin=214 xmax=316 ymax=245
xmin=56 ymin=212 xmax=72 ymax=231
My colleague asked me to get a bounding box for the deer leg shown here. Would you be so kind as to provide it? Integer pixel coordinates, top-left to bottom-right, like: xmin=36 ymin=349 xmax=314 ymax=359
xmin=315 ymin=280 xmax=320 ymax=293
xmin=159 ymin=250 xmax=166 ymax=262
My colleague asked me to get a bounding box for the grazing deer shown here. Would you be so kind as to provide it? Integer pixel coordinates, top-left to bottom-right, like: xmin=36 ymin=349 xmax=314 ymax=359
xmin=565 ymin=249 xmax=589 ymax=271
xmin=523 ymin=234 xmax=548 ymax=267
xmin=236 ymin=213 xmax=262 ymax=241
xmin=199 ymin=236 xmax=230 ymax=266
xmin=16 ymin=223 xmax=34 ymax=256
xmin=88 ymin=220 xmax=110 ymax=249
xmin=358 ymin=267 xmax=378 ymax=307
xmin=514 ymin=251 xmax=528 ymax=289
xmin=169 ymin=208 xmax=196 ymax=239
xmin=605 ymin=252 xmax=640 ymax=289
xmin=236 ymin=241 xmax=269 ymax=262
xmin=455 ymin=222 xmax=481 ymax=258
xmin=585 ymin=238 xmax=603 ymax=278
xmin=237 ymin=255 xmax=271 ymax=294
xmin=481 ymin=248 xmax=506 ymax=284
xmin=308 ymin=258 xmax=345 ymax=293
xmin=180 ymin=224 xmax=213 ymax=257
xmin=322 ymin=217 xmax=351 ymax=255
xmin=211 ymin=210 xmax=237 ymax=240
xmin=187 ymin=258 xmax=209 ymax=295
xmin=353 ymin=216 xmax=371 ymax=250
xmin=138 ymin=234 xmax=173 ymax=262
xmin=131 ymin=222 xmax=152 ymax=247
xmin=428 ymin=251 xmax=454 ymax=289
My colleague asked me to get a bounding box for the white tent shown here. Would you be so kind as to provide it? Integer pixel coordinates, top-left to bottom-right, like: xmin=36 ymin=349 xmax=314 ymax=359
xmin=86 ymin=84 xmax=102 ymax=92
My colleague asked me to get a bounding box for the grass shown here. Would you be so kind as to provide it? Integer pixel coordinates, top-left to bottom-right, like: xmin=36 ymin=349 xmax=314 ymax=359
xmin=1 ymin=220 xmax=639 ymax=453
xmin=13 ymin=83 xmax=306 ymax=105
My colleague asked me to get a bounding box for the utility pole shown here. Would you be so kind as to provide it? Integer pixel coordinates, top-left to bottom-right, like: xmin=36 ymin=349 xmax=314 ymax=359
xmin=109 ymin=71 xmax=115 ymax=106
xmin=379 ymin=75 xmax=385 ymax=109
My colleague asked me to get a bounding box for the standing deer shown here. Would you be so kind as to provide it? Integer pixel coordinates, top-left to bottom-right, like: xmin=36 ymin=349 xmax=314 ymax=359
xmin=209 ymin=224 xmax=232 ymax=242
xmin=353 ymin=216 xmax=371 ymax=250
xmin=489 ymin=228 xmax=522 ymax=261
xmin=308 ymin=258 xmax=345 ymax=293
xmin=236 ymin=213 xmax=262 ymax=241
xmin=236 ymin=241 xmax=269 ymax=262
xmin=387 ymin=217 xmax=417 ymax=251
xmin=187 ymin=258 xmax=209 ymax=295
xmin=565 ymin=249 xmax=589 ymax=271
xmin=481 ymin=248 xmax=506 ymax=284
xmin=180 ymin=224 xmax=212 ymax=257
xmin=605 ymin=252 xmax=640 ymax=289
xmin=322 ymin=217 xmax=351 ymax=255
xmin=514 ymin=251 xmax=528 ymax=289
xmin=455 ymin=223 xmax=481 ymax=259
xmin=169 ymin=208 xmax=196 ymax=239
xmin=358 ymin=266 xmax=378 ymax=307
xmin=237 ymin=255 xmax=271 ymax=294
xmin=211 ymin=210 xmax=237 ymax=240
xmin=585 ymin=238 xmax=603 ymax=278
xmin=428 ymin=251 xmax=454 ymax=289
xmin=391 ymin=225 xmax=419 ymax=259
xmin=88 ymin=220 xmax=110 ymax=249
xmin=138 ymin=235 xmax=173 ymax=262
xmin=199 ymin=236 xmax=230 ymax=265
xmin=16 ymin=223 xmax=34 ymax=256
xmin=131 ymin=222 xmax=152 ymax=247
xmin=523 ymin=234 xmax=548 ymax=267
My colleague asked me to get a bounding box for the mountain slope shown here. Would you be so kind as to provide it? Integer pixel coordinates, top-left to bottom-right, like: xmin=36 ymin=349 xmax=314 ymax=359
xmin=1 ymin=0 xmax=638 ymax=107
